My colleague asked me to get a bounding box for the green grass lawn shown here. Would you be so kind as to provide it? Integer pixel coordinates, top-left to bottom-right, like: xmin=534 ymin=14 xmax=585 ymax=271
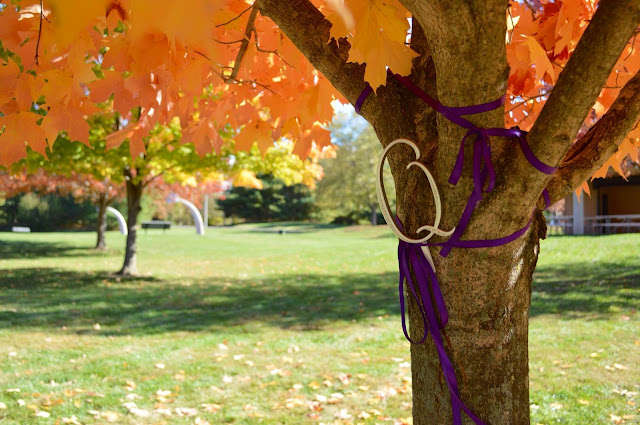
xmin=0 ymin=225 xmax=638 ymax=424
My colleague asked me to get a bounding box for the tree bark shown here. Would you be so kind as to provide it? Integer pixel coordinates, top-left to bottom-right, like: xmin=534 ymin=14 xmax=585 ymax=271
xmin=95 ymin=194 xmax=109 ymax=250
xmin=117 ymin=173 xmax=142 ymax=276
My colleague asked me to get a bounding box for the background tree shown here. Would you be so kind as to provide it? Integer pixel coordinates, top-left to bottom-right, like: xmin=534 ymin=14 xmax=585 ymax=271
xmin=3 ymin=1 xmax=640 ymax=423
xmin=218 ymin=173 xmax=314 ymax=222
xmin=0 ymin=169 xmax=121 ymax=234
xmin=315 ymin=108 xmax=394 ymax=224
xmin=19 ymin=114 xmax=128 ymax=248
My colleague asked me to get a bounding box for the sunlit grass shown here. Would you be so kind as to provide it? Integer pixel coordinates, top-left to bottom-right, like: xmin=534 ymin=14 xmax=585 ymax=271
xmin=0 ymin=226 xmax=638 ymax=424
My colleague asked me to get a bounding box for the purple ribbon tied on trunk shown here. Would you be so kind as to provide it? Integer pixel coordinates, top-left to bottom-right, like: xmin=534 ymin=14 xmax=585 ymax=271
xmin=366 ymin=72 xmax=559 ymax=425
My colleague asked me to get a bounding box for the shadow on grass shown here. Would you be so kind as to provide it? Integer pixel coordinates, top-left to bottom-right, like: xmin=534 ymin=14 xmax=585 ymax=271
xmin=0 ymin=239 xmax=106 ymax=260
xmin=531 ymin=260 xmax=640 ymax=318
xmin=0 ymin=266 xmax=399 ymax=335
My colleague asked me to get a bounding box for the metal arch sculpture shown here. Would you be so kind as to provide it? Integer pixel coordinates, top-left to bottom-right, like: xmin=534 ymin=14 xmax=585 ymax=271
xmin=106 ymin=206 xmax=128 ymax=235
xmin=167 ymin=194 xmax=205 ymax=235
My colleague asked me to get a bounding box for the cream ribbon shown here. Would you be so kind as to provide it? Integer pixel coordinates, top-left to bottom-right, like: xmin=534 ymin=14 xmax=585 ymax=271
xmin=375 ymin=138 xmax=455 ymax=269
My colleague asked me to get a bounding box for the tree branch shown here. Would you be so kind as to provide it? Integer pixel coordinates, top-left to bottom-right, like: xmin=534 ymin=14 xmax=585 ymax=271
xmin=545 ymin=70 xmax=640 ymax=204
xmin=35 ymin=0 xmax=44 ymax=65
xmin=216 ymin=3 xmax=254 ymax=28
xmin=226 ymin=3 xmax=259 ymax=82
xmin=258 ymin=0 xmax=407 ymax=130
xmin=526 ymin=0 xmax=640 ymax=168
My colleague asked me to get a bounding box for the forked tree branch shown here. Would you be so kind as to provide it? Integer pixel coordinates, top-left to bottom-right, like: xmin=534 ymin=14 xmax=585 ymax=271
xmin=545 ymin=70 xmax=640 ymax=204
xmin=526 ymin=0 xmax=640 ymax=168
xmin=258 ymin=0 xmax=408 ymax=129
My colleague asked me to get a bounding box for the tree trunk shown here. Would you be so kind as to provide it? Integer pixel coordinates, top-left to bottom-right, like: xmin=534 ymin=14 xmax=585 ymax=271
xmin=370 ymin=203 xmax=377 ymax=226
xmin=117 ymin=176 xmax=142 ymax=276
xmin=95 ymin=194 xmax=108 ymax=250
xmin=387 ymin=140 xmax=544 ymax=425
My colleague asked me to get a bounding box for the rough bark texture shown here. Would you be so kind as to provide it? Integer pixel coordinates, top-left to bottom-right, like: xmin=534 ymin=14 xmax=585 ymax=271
xmin=118 ymin=173 xmax=142 ymax=276
xmin=95 ymin=194 xmax=108 ymax=250
xmin=257 ymin=0 xmax=640 ymax=423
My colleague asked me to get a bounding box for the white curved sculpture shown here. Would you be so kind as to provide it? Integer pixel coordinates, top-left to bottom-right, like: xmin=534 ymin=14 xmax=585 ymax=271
xmin=375 ymin=138 xmax=455 ymax=269
xmin=106 ymin=206 xmax=128 ymax=235
xmin=167 ymin=194 xmax=205 ymax=235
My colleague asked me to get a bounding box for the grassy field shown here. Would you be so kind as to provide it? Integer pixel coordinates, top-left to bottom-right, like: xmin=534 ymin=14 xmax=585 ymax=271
xmin=0 ymin=225 xmax=638 ymax=424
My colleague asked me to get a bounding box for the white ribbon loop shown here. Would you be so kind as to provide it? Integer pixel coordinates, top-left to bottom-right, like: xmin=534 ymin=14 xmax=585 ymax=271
xmin=375 ymin=138 xmax=455 ymax=268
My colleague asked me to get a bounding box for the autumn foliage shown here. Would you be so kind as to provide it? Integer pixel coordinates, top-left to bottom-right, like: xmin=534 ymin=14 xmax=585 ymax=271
xmin=0 ymin=0 xmax=638 ymax=182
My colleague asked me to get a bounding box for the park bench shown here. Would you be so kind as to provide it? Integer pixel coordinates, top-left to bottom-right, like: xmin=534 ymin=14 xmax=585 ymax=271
xmin=141 ymin=220 xmax=171 ymax=231
xmin=11 ymin=226 xmax=31 ymax=233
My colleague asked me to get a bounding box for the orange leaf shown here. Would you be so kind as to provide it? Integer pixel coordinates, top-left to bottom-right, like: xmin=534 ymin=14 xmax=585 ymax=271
xmin=0 ymin=112 xmax=47 ymax=166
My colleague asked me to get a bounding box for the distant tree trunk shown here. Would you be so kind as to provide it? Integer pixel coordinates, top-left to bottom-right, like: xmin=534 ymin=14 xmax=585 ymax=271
xmin=370 ymin=203 xmax=378 ymax=226
xmin=117 ymin=174 xmax=143 ymax=276
xmin=95 ymin=194 xmax=109 ymax=250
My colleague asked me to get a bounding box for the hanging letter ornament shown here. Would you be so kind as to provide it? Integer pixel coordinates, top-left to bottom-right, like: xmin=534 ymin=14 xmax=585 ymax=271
xmin=376 ymin=138 xmax=488 ymax=425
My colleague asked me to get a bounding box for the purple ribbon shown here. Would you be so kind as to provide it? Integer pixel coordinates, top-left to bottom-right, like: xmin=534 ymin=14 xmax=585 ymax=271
xmin=357 ymin=72 xmax=558 ymax=425
xmin=396 ymin=214 xmax=539 ymax=425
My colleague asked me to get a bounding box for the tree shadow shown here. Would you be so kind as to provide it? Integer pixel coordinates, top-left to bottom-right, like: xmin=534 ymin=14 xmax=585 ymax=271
xmin=531 ymin=260 xmax=640 ymax=318
xmin=0 ymin=239 xmax=108 ymax=260
xmin=0 ymin=267 xmax=399 ymax=335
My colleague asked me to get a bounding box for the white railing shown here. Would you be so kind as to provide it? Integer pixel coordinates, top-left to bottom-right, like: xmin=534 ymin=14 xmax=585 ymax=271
xmin=547 ymin=214 xmax=640 ymax=235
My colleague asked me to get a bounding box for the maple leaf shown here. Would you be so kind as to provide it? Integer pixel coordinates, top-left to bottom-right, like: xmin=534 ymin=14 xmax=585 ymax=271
xmin=183 ymin=120 xmax=224 ymax=157
xmin=235 ymin=120 xmax=274 ymax=153
xmin=0 ymin=112 xmax=47 ymax=166
xmin=49 ymin=0 xmax=111 ymax=48
xmin=106 ymin=125 xmax=146 ymax=158
xmin=526 ymin=37 xmax=555 ymax=82
xmin=42 ymin=109 xmax=90 ymax=145
xmin=0 ymin=61 xmax=21 ymax=108
xmin=343 ymin=0 xmax=417 ymax=90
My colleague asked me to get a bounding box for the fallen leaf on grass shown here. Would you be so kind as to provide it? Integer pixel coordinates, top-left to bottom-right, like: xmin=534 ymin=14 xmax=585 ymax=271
xmin=62 ymin=416 xmax=82 ymax=424
xmin=88 ymin=410 xmax=119 ymax=422
xmin=175 ymin=407 xmax=198 ymax=417
xmin=285 ymin=397 xmax=306 ymax=409
xmin=201 ymin=403 xmax=221 ymax=413
xmin=578 ymin=399 xmax=590 ymax=405
xmin=154 ymin=363 xmax=166 ymax=369
xmin=123 ymin=402 xmax=150 ymax=417
xmin=338 ymin=373 xmax=351 ymax=385
xmin=358 ymin=411 xmax=371 ymax=419
xmin=335 ymin=408 xmax=352 ymax=419
xmin=35 ymin=411 xmax=51 ymax=417
xmin=0 ymin=402 xmax=6 ymax=409
xmin=550 ymin=403 xmax=563 ymax=410
xmin=328 ymin=393 xmax=345 ymax=404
